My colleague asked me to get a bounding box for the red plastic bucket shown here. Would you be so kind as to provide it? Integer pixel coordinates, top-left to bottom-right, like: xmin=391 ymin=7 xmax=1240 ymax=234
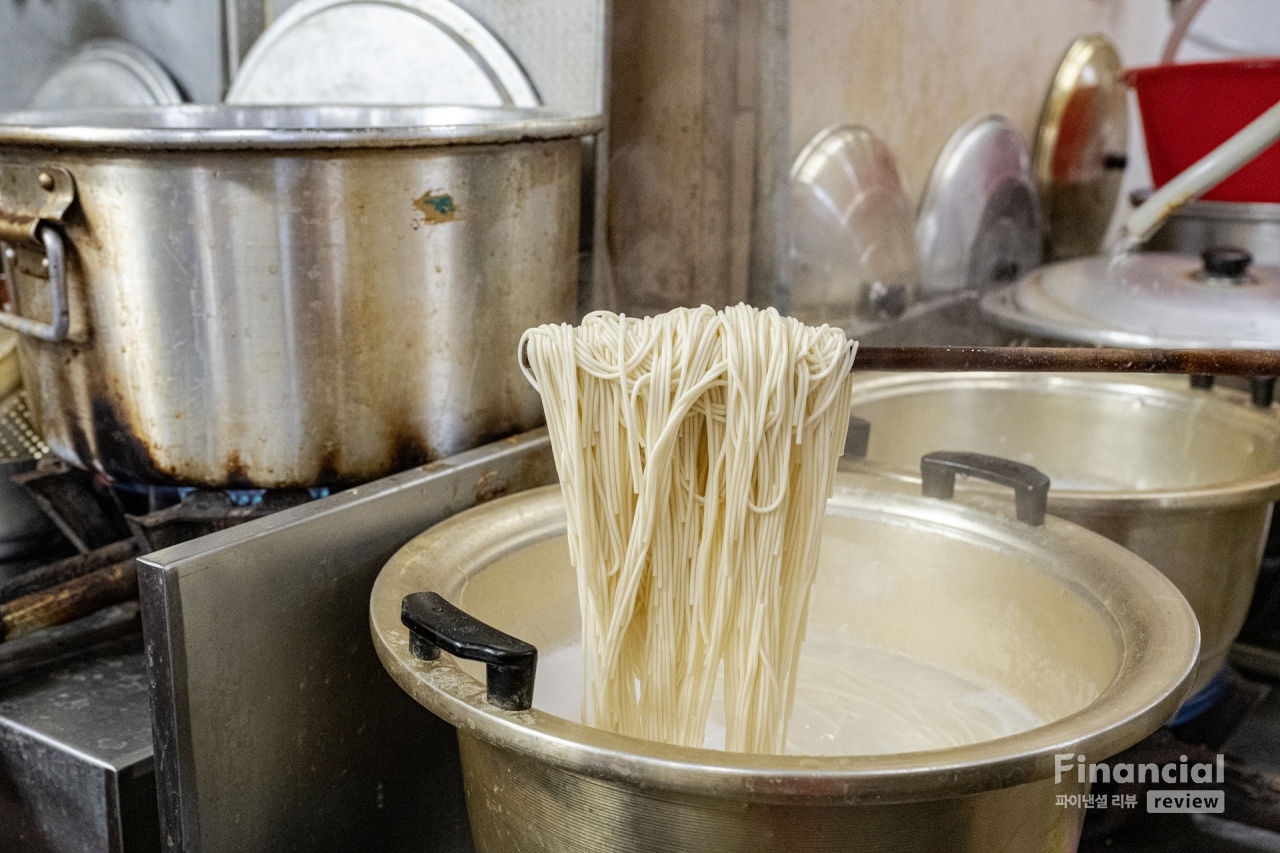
xmin=1127 ymin=58 xmax=1280 ymax=203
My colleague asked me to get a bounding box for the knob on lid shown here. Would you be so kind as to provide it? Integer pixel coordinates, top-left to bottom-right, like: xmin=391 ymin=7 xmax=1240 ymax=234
xmin=1203 ymin=246 xmax=1252 ymax=279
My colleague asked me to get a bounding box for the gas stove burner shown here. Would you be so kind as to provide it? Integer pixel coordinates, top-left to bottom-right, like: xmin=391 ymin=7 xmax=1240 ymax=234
xmin=110 ymin=479 xmax=331 ymax=515
xmin=13 ymin=457 xmax=335 ymax=554
xmin=0 ymin=461 xmax=334 ymax=684
xmin=126 ymin=488 xmax=320 ymax=551
xmin=13 ymin=457 xmax=132 ymax=553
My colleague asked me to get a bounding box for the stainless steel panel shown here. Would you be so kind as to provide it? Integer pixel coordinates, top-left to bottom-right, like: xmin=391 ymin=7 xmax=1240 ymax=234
xmin=139 ymin=429 xmax=557 ymax=852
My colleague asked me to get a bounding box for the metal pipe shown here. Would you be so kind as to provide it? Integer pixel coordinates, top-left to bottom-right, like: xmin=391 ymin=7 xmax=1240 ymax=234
xmin=1160 ymin=0 xmax=1210 ymax=65
xmin=0 ymin=539 xmax=138 ymax=605
xmin=1125 ymin=96 xmax=1280 ymax=244
xmin=854 ymin=346 xmax=1280 ymax=376
xmin=0 ymin=558 xmax=137 ymax=641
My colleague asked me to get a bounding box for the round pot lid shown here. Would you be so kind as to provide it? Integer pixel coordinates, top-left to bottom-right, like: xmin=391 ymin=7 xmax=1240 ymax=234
xmin=226 ymin=0 xmax=540 ymax=107
xmin=983 ymin=248 xmax=1280 ymax=348
xmin=917 ymin=115 xmax=1043 ymax=297
xmin=26 ymin=39 xmax=183 ymax=109
xmin=788 ymin=124 xmax=919 ymax=331
xmin=1032 ymin=34 xmax=1128 ymax=262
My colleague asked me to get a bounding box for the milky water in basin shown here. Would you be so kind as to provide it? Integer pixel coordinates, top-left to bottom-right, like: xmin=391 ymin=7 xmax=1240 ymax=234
xmin=534 ymin=633 xmax=1044 ymax=756
xmin=454 ymin=493 xmax=1112 ymax=758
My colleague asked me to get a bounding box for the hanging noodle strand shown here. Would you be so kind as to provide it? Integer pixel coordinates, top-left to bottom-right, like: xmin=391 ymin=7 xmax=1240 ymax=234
xmin=519 ymin=304 xmax=855 ymax=754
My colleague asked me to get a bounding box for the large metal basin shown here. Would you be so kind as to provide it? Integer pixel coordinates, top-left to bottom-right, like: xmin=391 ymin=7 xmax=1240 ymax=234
xmin=845 ymin=372 xmax=1280 ymax=699
xmin=370 ymin=473 xmax=1198 ymax=853
xmin=0 ymin=105 xmax=600 ymax=488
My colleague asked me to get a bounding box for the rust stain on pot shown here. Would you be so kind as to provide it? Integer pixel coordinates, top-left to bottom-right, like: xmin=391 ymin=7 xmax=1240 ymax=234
xmin=390 ymin=434 xmax=438 ymax=473
xmin=309 ymin=434 xmax=438 ymax=490
xmin=473 ymin=468 xmax=511 ymax=505
xmin=74 ymin=390 xmax=455 ymax=489
xmin=0 ymin=208 xmax=33 ymax=241
xmin=86 ymin=394 xmax=183 ymax=487
xmin=414 ymin=191 xmax=457 ymax=225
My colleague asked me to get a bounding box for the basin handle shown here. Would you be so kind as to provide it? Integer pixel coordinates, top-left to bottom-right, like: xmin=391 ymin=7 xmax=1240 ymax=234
xmin=920 ymin=451 xmax=1050 ymax=526
xmin=843 ymin=416 xmax=871 ymax=459
xmin=1251 ymin=376 xmax=1276 ymax=408
xmin=401 ymin=591 xmax=537 ymax=711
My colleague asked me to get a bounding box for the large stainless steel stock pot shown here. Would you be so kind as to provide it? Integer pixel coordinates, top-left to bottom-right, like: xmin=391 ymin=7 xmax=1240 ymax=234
xmin=0 ymin=105 xmax=601 ymax=488
xmin=844 ymin=372 xmax=1280 ymax=702
xmin=371 ymin=467 xmax=1198 ymax=853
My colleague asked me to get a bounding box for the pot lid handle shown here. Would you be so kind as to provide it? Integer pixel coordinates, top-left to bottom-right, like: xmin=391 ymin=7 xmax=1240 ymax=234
xmin=1203 ymin=246 xmax=1252 ymax=281
xmin=401 ymin=591 xmax=537 ymax=712
xmin=920 ymin=451 xmax=1050 ymax=526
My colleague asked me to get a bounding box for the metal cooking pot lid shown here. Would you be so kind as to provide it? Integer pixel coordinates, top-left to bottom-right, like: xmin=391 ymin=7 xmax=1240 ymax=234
xmin=1032 ymin=34 xmax=1128 ymax=262
xmin=788 ymin=124 xmax=919 ymax=331
xmin=916 ymin=115 xmax=1042 ymax=297
xmin=226 ymin=0 xmax=540 ymax=107
xmin=986 ymin=250 xmax=1280 ymax=348
xmin=26 ymin=39 xmax=183 ymax=109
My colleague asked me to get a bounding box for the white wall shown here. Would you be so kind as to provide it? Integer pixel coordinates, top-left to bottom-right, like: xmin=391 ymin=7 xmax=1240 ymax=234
xmin=790 ymin=0 xmax=1170 ymax=201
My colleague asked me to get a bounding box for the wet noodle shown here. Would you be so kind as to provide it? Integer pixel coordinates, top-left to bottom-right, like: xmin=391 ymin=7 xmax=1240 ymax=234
xmin=519 ymin=305 xmax=855 ymax=753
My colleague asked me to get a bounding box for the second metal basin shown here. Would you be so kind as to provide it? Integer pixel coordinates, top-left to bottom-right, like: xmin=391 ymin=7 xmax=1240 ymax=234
xmin=845 ymin=372 xmax=1280 ymax=700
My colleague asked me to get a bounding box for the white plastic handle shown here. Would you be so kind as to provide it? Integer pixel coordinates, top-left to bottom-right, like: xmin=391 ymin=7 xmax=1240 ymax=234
xmin=1125 ymin=96 xmax=1280 ymax=244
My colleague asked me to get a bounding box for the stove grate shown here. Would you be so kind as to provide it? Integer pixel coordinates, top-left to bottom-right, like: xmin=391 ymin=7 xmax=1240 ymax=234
xmin=0 ymin=393 xmax=47 ymax=464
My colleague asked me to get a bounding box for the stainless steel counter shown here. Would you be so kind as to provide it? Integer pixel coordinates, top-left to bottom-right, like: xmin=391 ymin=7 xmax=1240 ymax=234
xmin=0 ymin=640 xmax=159 ymax=853
xmin=139 ymin=429 xmax=557 ymax=853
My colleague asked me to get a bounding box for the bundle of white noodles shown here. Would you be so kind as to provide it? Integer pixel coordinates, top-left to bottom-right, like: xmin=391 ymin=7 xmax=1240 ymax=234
xmin=519 ymin=304 xmax=855 ymax=754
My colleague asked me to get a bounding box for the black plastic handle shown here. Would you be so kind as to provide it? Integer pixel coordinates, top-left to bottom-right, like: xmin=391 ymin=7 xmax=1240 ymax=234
xmin=1203 ymin=246 xmax=1252 ymax=279
xmin=1251 ymin=376 xmax=1276 ymax=408
xmin=401 ymin=591 xmax=538 ymax=711
xmin=844 ymin=417 xmax=871 ymax=459
xmin=920 ymin=451 xmax=1050 ymax=526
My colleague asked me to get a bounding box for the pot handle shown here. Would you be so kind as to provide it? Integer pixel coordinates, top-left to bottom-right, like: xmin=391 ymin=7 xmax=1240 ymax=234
xmin=843 ymin=416 xmax=871 ymax=459
xmin=0 ymin=164 xmax=75 ymax=343
xmin=0 ymin=224 xmax=70 ymax=342
xmin=920 ymin=451 xmax=1050 ymax=526
xmin=401 ymin=591 xmax=538 ymax=711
